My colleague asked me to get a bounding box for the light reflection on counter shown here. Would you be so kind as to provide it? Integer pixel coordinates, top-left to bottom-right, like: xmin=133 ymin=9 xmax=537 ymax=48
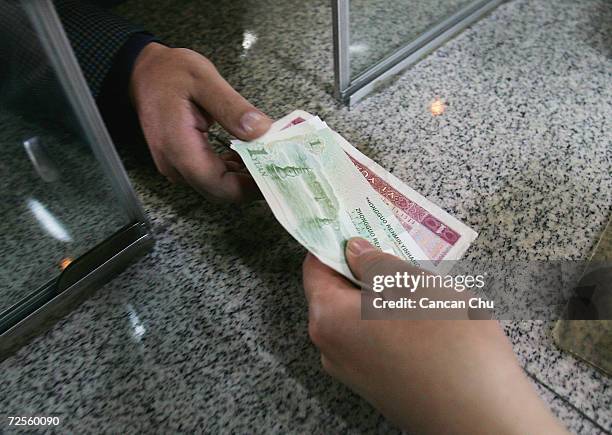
xmin=241 ymin=30 xmax=258 ymax=58
xmin=127 ymin=304 xmax=146 ymax=341
xmin=430 ymin=97 xmax=446 ymax=116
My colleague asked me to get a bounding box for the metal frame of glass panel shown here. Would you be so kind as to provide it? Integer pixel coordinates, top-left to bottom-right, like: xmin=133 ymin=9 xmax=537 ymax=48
xmin=0 ymin=0 xmax=153 ymax=359
xmin=332 ymin=0 xmax=504 ymax=105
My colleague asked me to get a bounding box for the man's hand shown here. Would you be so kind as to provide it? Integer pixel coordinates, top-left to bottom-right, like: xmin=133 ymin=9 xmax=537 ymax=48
xmin=302 ymin=238 xmax=567 ymax=434
xmin=130 ymin=43 xmax=272 ymax=202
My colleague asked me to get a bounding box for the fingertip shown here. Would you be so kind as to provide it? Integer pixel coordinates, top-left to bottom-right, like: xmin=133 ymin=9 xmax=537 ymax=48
xmin=345 ymin=237 xmax=373 ymax=257
xmin=220 ymin=172 xmax=261 ymax=203
xmin=345 ymin=237 xmax=377 ymax=280
xmin=238 ymin=111 xmax=272 ymax=140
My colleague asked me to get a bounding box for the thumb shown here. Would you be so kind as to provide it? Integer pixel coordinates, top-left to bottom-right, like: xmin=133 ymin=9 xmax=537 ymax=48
xmin=345 ymin=237 xmax=414 ymax=282
xmin=192 ymin=61 xmax=272 ymax=140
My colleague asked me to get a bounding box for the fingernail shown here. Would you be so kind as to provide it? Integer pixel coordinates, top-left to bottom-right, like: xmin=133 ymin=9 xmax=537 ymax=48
xmin=240 ymin=111 xmax=266 ymax=134
xmin=346 ymin=237 xmax=376 ymax=257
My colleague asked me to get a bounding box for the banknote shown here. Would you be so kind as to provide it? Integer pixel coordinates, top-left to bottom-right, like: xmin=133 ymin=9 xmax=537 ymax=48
xmin=268 ymin=111 xmax=478 ymax=269
xmin=231 ymin=121 xmax=428 ymax=281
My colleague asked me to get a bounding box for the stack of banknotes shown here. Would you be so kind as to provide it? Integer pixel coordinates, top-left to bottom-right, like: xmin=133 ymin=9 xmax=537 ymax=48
xmin=232 ymin=110 xmax=477 ymax=281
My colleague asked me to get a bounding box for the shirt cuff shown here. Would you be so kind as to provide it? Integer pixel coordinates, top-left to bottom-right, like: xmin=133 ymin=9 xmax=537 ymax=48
xmin=97 ymin=32 xmax=160 ymax=146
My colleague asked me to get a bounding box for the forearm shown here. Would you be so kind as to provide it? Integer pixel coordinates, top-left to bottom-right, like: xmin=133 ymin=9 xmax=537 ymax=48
xmin=359 ymin=321 xmax=567 ymax=435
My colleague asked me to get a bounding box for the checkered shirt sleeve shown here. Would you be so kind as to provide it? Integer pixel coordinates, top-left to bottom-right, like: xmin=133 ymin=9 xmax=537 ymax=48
xmin=55 ymin=0 xmax=147 ymax=97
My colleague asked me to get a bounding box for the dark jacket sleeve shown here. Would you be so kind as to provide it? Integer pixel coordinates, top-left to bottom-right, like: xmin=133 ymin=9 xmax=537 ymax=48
xmin=56 ymin=0 xmax=163 ymax=148
xmin=54 ymin=0 xmax=152 ymax=98
xmin=0 ymin=1 xmax=156 ymax=148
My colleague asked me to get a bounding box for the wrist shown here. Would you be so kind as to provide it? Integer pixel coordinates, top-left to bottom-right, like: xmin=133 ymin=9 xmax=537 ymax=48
xmin=129 ymin=42 xmax=171 ymax=108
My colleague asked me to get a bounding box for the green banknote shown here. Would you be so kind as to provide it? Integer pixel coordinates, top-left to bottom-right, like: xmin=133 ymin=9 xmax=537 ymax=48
xmin=232 ymin=120 xmax=427 ymax=281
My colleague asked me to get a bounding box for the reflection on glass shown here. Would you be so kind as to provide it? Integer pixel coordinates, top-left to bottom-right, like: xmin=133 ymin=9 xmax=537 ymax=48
xmin=59 ymin=257 xmax=73 ymax=271
xmin=0 ymin=2 xmax=130 ymax=313
xmin=26 ymin=198 xmax=73 ymax=243
xmin=349 ymin=0 xmax=474 ymax=78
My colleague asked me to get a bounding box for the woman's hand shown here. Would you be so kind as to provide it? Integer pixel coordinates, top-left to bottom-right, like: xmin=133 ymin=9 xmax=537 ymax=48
xmin=302 ymin=238 xmax=567 ymax=434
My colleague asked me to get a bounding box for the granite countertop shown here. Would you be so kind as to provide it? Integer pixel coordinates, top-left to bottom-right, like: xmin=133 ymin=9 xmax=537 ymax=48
xmin=1 ymin=0 xmax=611 ymax=433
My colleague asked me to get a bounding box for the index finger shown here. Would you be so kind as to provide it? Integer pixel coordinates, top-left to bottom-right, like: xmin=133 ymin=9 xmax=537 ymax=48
xmin=302 ymin=253 xmax=356 ymax=303
xmin=170 ymin=122 xmax=259 ymax=202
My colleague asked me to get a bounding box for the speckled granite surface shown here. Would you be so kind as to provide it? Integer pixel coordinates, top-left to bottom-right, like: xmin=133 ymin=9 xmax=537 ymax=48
xmin=1 ymin=0 xmax=611 ymax=433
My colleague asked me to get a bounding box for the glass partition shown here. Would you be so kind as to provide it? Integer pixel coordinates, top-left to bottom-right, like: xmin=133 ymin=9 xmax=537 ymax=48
xmin=0 ymin=0 xmax=152 ymax=357
xmin=349 ymin=0 xmax=474 ymax=78
xmin=333 ymin=0 xmax=503 ymax=105
xmin=0 ymin=111 xmax=130 ymax=313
